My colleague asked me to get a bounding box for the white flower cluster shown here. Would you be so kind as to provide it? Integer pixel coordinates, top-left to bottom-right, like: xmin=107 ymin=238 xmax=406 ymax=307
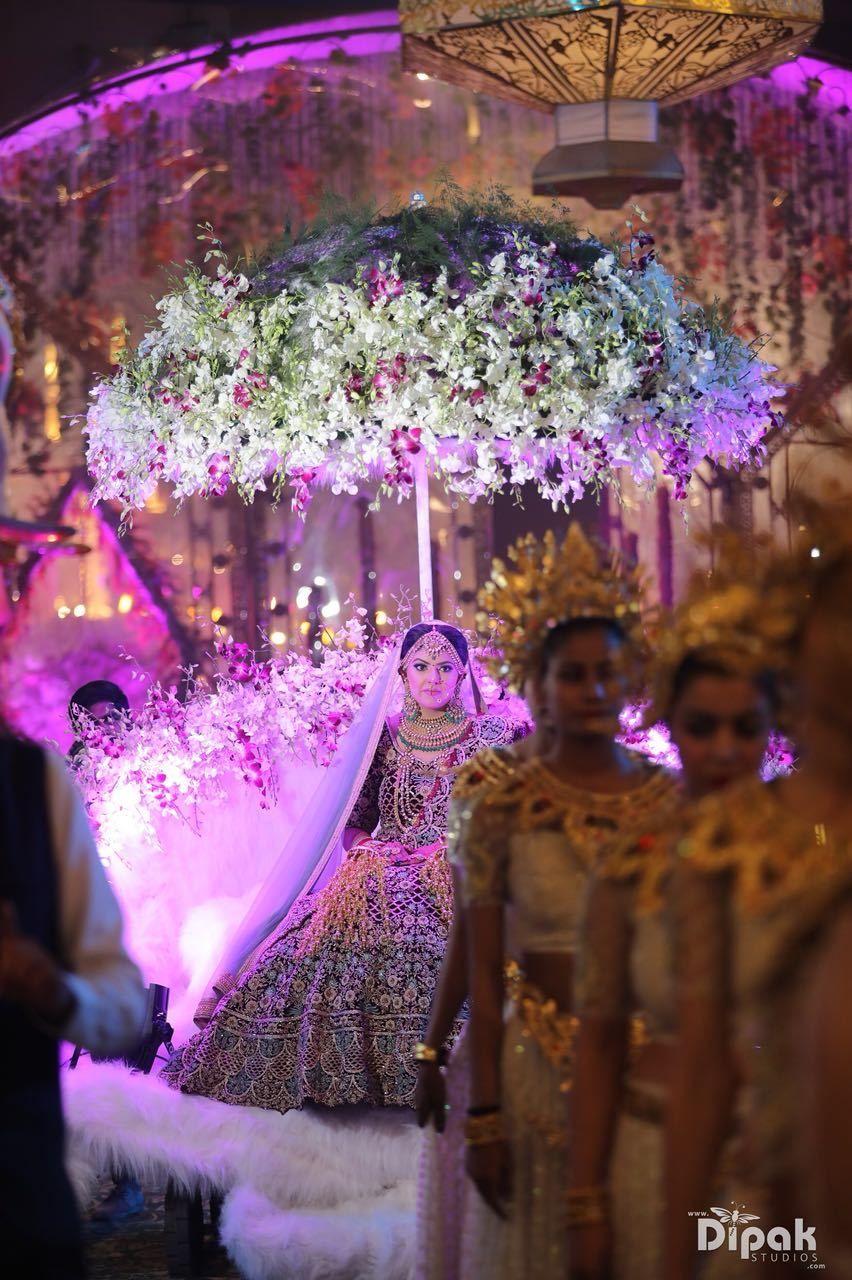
xmin=84 ymin=230 xmax=778 ymax=514
xmin=71 ymin=617 xmax=383 ymax=865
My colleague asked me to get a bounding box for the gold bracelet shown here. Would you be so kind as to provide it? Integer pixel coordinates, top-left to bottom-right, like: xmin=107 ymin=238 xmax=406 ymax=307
xmin=564 ymin=1186 xmax=610 ymax=1228
xmin=463 ymin=1112 xmax=505 ymax=1146
xmin=413 ymin=1041 xmax=440 ymax=1064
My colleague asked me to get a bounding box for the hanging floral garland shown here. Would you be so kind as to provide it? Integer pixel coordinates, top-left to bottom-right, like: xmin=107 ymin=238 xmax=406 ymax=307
xmin=70 ymin=613 xmax=532 ymax=868
xmin=72 ymin=633 xmax=793 ymax=871
xmin=71 ymin=613 xmax=386 ymax=864
xmin=83 ymin=185 xmax=779 ymax=517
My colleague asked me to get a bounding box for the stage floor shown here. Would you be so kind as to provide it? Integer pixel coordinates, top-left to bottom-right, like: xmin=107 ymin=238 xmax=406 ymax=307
xmin=84 ymin=1175 xmax=239 ymax=1280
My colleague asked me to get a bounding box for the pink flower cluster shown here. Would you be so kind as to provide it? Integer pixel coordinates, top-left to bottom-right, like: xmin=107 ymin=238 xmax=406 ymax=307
xmin=234 ymin=348 xmax=268 ymax=400
xmin=216 ymin=271 xmax=251 ymax=320
xmin=372 ymin=352 xmax=408 ymax=400
xmin=217 ymin=639 xmax=272 ymax=685
xmin=384 ymin=425 xmax=422 ymax=489
xmin=290 ymin=468 xmax=318 ymax=515
xmin=69 ymin=623 xmax=386 ymax=862
xmin=520 ymin=361 xmax=551 ymax=398
xmin=233 ymin=724 xmax=268 ymax=792
xmin=365 ymin=266 xmax=404 ymax=306
xmin=205 ymin=453 xmax=231 ymax=497
xmin=345 ymin=353 xmax=408 ymax=405
xmin=449 ymin=385 xmax=486 ymax=407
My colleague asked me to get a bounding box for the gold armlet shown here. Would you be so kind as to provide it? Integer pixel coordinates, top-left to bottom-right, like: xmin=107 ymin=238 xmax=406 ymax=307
xmin=564 ymin=1186 xmax=610 ymax=1228
xmin=463 ymin=1112 xmax=505 ymax=1146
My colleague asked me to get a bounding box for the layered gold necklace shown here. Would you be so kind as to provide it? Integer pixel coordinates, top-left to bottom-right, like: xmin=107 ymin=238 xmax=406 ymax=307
xmin=394 ymin=705 xmax=471 ymax=832
xmin=397 ymin=703 xmax=469 ymax=755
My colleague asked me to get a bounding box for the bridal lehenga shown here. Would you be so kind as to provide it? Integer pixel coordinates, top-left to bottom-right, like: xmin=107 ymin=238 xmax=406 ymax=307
xmin=163 ymin=626 xmax=516 ymax=1113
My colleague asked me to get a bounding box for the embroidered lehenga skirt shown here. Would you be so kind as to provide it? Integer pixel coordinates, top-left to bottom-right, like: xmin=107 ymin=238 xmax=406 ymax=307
xmin=161 ymin=849 xmax=454 ymax=1111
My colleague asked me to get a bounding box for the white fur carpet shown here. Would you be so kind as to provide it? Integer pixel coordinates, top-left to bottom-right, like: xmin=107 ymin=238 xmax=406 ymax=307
xmin=64 ymin=1062 xmax=421 ymax=1279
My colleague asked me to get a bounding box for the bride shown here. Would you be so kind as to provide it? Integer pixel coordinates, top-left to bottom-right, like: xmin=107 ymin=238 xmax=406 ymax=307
xmin=161 ymin=621 xmax=517 ymax=1112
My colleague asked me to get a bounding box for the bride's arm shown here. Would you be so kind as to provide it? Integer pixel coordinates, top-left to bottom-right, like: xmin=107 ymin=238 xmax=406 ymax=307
xmin=342 ymin=727 xmax=389 ymax=851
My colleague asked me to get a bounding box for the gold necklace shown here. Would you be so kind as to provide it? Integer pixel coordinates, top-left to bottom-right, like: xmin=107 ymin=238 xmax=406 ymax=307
xmin=397 ymin=704 xmax=468 ymax=753
xmin=393 ymin=715 xmax=472 ymax=831
xmin=532 ymin=758 xmax=669 ymax=811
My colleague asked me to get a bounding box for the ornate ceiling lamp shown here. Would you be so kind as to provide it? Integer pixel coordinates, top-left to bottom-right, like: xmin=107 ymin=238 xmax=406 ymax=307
xmin=400 ymin=1 xmax=823 ymax=208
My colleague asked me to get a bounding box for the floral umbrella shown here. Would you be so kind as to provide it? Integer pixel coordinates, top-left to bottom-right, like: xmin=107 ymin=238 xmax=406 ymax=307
xmin=84 ymin=185 xmax=779 ymax=614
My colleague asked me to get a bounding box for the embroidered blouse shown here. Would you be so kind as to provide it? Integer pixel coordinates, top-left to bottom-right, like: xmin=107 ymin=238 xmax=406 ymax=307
xmin=346 ymin=714 xmax=518 ymax=853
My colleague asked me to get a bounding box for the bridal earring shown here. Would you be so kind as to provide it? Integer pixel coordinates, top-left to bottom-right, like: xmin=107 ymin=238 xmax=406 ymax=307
xmin=403 ymin=682 xmax=420 ymax=722
xmin=446 ymin=687 xmax=465 ymax=723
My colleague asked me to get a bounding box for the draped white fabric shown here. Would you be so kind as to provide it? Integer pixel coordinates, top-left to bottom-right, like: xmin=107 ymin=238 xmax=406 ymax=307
xmin=206 ymin=639 xmax=403 ymax=990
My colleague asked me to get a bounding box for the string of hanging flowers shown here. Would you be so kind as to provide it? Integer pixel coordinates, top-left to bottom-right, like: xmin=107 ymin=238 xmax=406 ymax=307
xmin=71 ymin=615 xmax=385 ymax=863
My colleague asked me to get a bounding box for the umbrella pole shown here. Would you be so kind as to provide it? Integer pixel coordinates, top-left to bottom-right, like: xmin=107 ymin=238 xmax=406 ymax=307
xmin=413 ymin=451 xmax=434 ymax=622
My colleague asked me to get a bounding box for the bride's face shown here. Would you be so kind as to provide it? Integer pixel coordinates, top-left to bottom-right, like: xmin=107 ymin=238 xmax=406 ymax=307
xmin=405 ymin=654 xmax=463 ymax=715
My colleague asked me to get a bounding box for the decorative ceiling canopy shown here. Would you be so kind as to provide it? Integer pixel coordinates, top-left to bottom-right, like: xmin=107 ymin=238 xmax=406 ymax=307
xmin=401 ymin=1 xmax=822 ymax=205
xmin=400 ymin=2 xmax=823 ymax=111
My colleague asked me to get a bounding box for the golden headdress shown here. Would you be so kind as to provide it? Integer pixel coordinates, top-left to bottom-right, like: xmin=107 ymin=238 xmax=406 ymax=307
xmin=477 ymin=524 xmax=647 ymax=692
xmin=401 ymin=625 xmax=467 ymax=675
xmin=647 ymin=530 xmax=798 ymax=726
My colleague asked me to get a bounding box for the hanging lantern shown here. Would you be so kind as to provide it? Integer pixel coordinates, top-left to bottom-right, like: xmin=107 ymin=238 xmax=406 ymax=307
xmin=400 ymin=1 xmax=822 ymax=208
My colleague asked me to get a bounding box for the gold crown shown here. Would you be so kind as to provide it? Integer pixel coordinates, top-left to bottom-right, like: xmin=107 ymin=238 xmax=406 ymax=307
xmin=477 ymin=524 xmax=647 ymax=691
xmin=647 ymin=530 xmax=798 ymax=725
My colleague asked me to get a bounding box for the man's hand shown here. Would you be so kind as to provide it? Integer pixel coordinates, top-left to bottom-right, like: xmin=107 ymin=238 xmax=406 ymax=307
xmin=0 ymin=901 xmax=76 ymax=1027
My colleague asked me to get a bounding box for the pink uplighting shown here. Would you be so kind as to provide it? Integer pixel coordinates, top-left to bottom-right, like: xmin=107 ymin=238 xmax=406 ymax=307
xmin=0 ymin=10 xmax=401 ymax=157
xmin=5 ymin=11 xmax=851 ymax=161
xmin=769 ymin=54 xmax=852 ymax=108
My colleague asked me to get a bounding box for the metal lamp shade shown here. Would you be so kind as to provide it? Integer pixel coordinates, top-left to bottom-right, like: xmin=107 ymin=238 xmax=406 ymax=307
xmin=401 ymin=0 xmax=822 ymax=205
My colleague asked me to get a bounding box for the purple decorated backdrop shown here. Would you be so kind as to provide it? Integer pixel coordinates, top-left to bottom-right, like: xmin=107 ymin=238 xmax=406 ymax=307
xmin=0 ymin=13 xmax=849 ymax=688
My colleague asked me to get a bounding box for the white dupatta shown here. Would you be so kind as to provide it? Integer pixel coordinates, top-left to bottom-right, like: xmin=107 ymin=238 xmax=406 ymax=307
xmin=194 ymin=639 xmax=402 ymax=1025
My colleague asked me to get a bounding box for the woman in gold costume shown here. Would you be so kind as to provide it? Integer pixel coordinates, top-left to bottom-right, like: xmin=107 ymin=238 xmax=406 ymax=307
xmin=663 ymin=529 xmax=852 ymax=1279
xmin=414 ymin=685 xmax=546 ymax=1280
xmin=567 ymin=553 xmax=785 ymax=1280
xmin=454 ymin=525 xmax=678 ymax=1279
xmin=748 ymin=532 xmax=852 ymax=1279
